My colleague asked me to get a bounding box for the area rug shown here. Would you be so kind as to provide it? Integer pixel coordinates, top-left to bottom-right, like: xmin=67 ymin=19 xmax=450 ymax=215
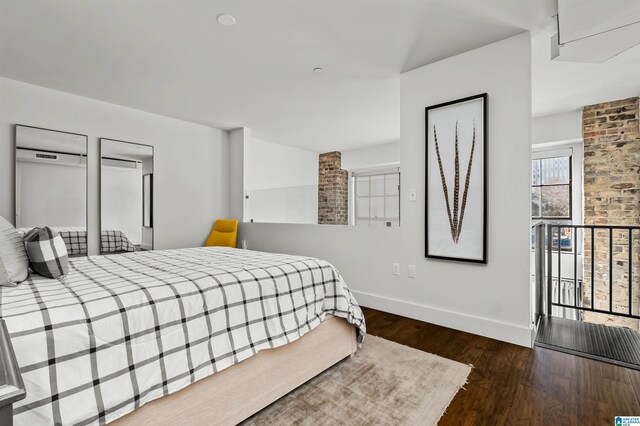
xmin=242 ymin=335 xmax=471 ymax=426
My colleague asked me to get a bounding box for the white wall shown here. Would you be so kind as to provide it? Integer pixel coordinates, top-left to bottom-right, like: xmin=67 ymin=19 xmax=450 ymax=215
xmin=244 ymin=136 xmax=318 ymax=224
xmin=0 ymin=77 xmax=229 ymax=253
xmin=228 ymin=128 xmax=246 ymax=222
xmin=244 ymin=137 xmax=318 ymax=191
xmin=101 ymin=165 xmax=143 ymax=245
xmin=246 ymin=185 xmax=318 ymax=224
xmin=532 ymin=109 xmax=582 ymax=145
xmin=16 ymin=160 xmax=86 ymax=228
xmin=341 ymin=141 xmax=400 ymax=171
xmin=239 ymin=33 xmax=533 ymax=346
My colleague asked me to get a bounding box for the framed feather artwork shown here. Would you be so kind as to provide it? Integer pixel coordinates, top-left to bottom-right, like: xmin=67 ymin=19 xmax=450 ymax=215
xmin=425 ymin=93 xmax=487 ymax=263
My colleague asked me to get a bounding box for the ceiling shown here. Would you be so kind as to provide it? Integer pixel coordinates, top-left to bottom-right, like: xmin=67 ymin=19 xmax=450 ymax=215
xmin=0 ymin=0 xmax=557 ymax=152
xmin=532 ymin=25 xmax=640 ymax=117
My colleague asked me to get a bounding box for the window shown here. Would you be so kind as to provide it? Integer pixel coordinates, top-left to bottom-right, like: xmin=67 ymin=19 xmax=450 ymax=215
xmin=532 ymin=156 xmax=571 ymax=220
xmin=353 ymin=169 xmax=400 ymax=227
xmin=532 ymin=156 xmax=572 ymax=251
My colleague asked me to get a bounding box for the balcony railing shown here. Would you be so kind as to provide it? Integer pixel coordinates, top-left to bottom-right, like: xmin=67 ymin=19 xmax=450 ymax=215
xmin=545 ymin=224 xmax=640 ymax=321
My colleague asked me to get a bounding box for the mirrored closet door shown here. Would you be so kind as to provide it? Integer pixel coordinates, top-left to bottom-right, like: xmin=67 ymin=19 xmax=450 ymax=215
xmin=15 ymin=125 xmax=88 ymax=256
xmin=100 ymin=139 xmax=154 ymax=254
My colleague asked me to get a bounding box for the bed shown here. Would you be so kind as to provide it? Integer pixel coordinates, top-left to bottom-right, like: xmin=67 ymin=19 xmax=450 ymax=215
xmin=0 ymin=247 xmax=365 ymax=425
xmin=16 ymin=227 xmax=137 ymax=255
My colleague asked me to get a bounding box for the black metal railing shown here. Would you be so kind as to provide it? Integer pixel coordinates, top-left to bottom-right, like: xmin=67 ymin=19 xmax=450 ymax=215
xmin=546 ymin=224 xmax=639 ymax=320
xmin=532 ymin=222 xmax=546 ymax=324
xmin=550 ymin=277 xmax=582 ymax=320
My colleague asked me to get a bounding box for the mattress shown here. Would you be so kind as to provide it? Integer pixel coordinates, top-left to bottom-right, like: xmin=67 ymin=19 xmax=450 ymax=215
xmin=0 ymin=247 xmax=366 ymax=425
xmin=16 ymin=227 xmax=136 ymax=255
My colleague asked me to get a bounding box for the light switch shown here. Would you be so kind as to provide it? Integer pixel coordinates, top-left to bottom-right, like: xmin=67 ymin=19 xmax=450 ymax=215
xmin=409 ymin=189 xmax=417 ymax=202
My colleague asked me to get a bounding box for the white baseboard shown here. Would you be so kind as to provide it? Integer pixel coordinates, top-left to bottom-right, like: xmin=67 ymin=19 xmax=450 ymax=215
xmin=352 ymin=290 xmax=532 ymax=348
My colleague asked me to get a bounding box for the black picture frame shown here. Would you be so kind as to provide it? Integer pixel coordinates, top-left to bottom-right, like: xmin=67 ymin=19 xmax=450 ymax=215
xmin=425 ymin=93 xmax=488 ymax=264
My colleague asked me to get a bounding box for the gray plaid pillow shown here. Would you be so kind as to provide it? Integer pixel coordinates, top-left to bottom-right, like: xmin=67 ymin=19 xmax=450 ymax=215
xmin=23 ymin=227 xmax=69 ymax=279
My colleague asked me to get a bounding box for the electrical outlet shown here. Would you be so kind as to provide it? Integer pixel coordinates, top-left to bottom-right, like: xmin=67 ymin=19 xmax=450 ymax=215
xmin=392 ymin=263 xmax=400 ymax=276
xmin=408 ymin=265 xmax=416 ymax=278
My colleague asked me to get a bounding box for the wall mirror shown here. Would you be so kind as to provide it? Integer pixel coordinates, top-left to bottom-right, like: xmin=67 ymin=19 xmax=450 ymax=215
xmin=243 ymin=138 xmax=401 ymax=227
xmin=100 ymin=139 xmax=154 ymax=254
xmin=15 ymin=124 xmax=88 ymax=256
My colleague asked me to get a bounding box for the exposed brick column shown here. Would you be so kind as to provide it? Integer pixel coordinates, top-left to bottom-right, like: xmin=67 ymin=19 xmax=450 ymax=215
xmin=318 ymin=151 xmax=348 ymax=225
xmin=582 ymin=97 xmax=640 ymax=329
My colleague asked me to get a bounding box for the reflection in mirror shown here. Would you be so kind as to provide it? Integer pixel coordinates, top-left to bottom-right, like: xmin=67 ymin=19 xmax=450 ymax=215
xmin=243 ymin=137 xmax=400 ymax=226
xmin=15 ymin=125 xmax=88 ymax=256
xmin=100 ymin=139 xmax=154 ymax=254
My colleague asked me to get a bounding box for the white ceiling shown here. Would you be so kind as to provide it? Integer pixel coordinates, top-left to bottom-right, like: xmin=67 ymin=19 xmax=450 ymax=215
xmin=532 ymin=25 xmax=640 ymax=117
xmin=0 ymin=0 xmax=559 ymax=152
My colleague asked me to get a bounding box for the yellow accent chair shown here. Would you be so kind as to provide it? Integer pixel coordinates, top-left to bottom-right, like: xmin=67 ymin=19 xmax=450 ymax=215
xmin=205 ymin=219 xmax=239 ymax=248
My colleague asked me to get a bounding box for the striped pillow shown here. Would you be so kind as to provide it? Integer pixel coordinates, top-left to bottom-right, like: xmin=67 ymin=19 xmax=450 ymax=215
xmin=23 ymin=227 xmax=69 ymax=279
xmin=0 ymin=216 xmax=29 ymax=286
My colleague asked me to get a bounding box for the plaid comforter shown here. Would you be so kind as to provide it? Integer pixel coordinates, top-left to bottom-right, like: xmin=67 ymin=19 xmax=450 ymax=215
xmin=17 ymin=227 xmax=136 ymax=255
xmin=0 ymin=247 xmax=365 ymax=425
xmin=100 ymin=229 xmax=136 ymax=254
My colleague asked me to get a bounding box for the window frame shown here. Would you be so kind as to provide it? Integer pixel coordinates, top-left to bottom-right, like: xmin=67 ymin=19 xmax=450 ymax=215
xmin=352 ymin=167 xmax=401 ymax=227
xmin=531 ymin=155 xmax=573 ymax=221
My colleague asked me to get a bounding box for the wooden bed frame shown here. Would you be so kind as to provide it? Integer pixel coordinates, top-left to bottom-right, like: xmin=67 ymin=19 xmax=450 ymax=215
xmin=110 ymin=316 xmax=358 ymax=425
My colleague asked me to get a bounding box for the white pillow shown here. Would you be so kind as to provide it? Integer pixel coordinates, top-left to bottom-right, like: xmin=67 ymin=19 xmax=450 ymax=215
xmin=0 ymin=216 xmax=29 ymax=286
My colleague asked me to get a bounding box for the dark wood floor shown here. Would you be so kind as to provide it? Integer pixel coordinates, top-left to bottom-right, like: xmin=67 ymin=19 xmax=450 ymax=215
xmin=363 ymin=307 xmax=640 ymax=425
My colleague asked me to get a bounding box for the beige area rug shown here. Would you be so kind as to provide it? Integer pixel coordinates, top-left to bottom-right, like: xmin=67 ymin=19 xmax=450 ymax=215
xmin=242 ymin=335 xmax=471 ymax=426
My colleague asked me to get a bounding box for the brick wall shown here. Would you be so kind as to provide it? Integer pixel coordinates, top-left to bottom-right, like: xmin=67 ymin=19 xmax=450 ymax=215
xmin=582 ymin=97 xmax=640 ymax=329
xmin=318 ymin=151 xmax=348 ymax=225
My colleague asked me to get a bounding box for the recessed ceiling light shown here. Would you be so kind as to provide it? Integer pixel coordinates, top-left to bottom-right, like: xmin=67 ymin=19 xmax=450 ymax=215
xmin=313 ymin=67 xmax=324 ymax=73
xmin=217 ymin=13 xmax=237 ymax=27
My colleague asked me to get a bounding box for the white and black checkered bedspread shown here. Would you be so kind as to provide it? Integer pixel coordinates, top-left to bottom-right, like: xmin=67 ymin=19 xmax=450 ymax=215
xmin=17 ymin=227 xmax=136 ymax=256
xmin=0 ymin=247 xmax=366 ymax=426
